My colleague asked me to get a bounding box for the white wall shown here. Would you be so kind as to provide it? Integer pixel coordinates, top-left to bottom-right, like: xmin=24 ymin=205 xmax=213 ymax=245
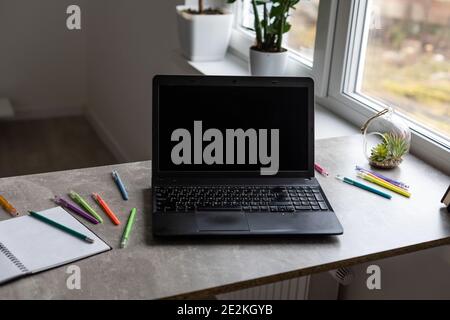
xmin=0 ymin=0 xmax=224 ymax=158
xmin=0 ymin=0 xmax=87 ymax=118
xmin=339 ymin=245 xmax=450 ymax=299
xmin=85 ymin=0 xmax=194 ymax=162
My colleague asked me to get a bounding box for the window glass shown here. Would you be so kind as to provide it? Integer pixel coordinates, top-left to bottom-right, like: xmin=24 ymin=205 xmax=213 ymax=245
xmin=240 ymin=0 xmax=320 ymax=62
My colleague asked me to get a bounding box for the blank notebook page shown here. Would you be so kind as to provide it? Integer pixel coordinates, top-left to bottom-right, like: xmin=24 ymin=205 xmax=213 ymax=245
xmin=0 ymin=207 xmax=110 ymax=274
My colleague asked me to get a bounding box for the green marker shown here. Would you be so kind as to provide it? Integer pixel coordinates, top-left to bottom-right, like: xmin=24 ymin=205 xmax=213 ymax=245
xmin=120 ymin=208 xmax=136 ymax=248
xmin=29 ymin=211 xmax=94 ymax=244
xmin=69 ymin=190 xmax=104 ymax=223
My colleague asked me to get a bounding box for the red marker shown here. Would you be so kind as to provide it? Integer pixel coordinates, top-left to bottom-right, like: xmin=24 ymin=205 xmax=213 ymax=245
xmin=92 ymin=193 xmax=121 ymax=225
xmin=314 ymin=163 xmax=329 ymax=177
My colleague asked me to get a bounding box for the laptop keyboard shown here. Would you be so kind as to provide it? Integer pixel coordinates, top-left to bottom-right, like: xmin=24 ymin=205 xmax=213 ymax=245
xmin=154 ymin=186 xmax=329 ymax=213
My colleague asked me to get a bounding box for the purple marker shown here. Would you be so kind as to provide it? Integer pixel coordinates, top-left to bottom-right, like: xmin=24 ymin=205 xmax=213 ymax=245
xmin=355 ymin=166 xmax=409 ymax=190
xmin=53 ymin=196 xmax=99 ymax=224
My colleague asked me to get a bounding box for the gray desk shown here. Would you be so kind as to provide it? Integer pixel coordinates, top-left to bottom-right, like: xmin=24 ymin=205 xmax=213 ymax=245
xmin=0 ymin=135 xmax=448 ymax=299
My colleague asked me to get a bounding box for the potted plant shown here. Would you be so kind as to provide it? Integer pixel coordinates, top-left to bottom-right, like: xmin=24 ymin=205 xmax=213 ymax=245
xmin=177 ymin=1 xmax=234 ymax=62
xmin=228 ymin=0 xmax=299 ymax=76
xmin=369 ymin=133 xmax=410 ymax=169
xmin=362 ymin=108 xmax=411 ymax=169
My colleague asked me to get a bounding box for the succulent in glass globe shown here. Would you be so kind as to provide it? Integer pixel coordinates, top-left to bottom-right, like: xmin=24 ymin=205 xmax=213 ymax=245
xmin=362 ymin=108 xmax=411 ymax=169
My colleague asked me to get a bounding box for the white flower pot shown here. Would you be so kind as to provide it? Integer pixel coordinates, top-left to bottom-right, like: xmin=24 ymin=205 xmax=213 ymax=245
xmin=176 ymin=5 xmax=234 ymax=62
xmin=249 ymin=48 xmax=289 ymax=76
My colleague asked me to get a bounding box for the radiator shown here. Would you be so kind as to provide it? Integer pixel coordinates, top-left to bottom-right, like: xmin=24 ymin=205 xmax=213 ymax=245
xmin=217 ymin=276 xmax=310 ymax=300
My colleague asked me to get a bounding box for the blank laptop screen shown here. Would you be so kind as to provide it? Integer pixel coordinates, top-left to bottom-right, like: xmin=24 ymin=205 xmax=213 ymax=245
xmin=157 ymin=84 xmax=311 ymax=175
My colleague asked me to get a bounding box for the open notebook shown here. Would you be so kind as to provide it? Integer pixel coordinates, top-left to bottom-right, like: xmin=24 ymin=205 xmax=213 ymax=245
xmin=0 ymin=207 xmax=110 ymax=284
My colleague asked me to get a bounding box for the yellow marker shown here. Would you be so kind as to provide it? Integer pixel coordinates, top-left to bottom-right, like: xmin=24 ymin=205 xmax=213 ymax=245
xmin=357 ymin=172 xmax=411 ymax=198
xmin=0 ymin=195 xmax=19 ymax=216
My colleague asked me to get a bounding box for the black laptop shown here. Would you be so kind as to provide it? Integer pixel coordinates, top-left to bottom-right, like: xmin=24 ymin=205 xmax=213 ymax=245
xmin=152 ymin=75 xmax=343 ymax=236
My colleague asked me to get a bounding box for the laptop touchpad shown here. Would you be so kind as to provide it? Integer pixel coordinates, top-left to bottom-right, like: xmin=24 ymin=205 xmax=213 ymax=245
xmin=196 ymin=212 xmax=250 ymax=231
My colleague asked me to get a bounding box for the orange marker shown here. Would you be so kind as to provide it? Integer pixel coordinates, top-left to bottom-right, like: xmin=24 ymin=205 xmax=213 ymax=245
xmin=91 ymin=193 xmax=121 ymax=225
xmin=0 ymin=195 xmax=18 ymax=216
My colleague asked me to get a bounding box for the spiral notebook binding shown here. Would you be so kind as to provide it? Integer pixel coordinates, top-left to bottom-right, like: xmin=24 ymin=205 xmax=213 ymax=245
xmin=0 ymin=242 xmax=29 ymax=273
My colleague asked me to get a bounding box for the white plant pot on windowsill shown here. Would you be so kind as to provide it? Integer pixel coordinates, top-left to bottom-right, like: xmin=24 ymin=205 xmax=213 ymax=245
xmin=176 ymin=5 xmax=234 ymax=62
xmin=249 ymin=47 xmax=289 ymax=76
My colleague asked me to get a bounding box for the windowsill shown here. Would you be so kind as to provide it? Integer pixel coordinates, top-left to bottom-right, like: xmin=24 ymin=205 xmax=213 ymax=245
xmin=188 ymin=53 xmax=250 ymax=76
xmin=186 ymin=52 xmax=359 ymax=140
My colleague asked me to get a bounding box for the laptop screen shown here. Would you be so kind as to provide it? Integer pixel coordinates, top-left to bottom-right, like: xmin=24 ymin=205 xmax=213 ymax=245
xmin=156 ymin=80 xmax=313 ymax=176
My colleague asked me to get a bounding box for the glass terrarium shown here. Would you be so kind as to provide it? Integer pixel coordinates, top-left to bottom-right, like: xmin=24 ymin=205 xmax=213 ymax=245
xmin=362 ymin=108 xmax=411 ymax=169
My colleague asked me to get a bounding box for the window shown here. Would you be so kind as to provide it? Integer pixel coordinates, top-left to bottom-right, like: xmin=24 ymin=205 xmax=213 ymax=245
xmin=230 ymin=0 xmax=449 ymax=171
xmin=342 ymin=0 xmax=450 ymax=144
xmin=360 ymin=0 xmax=450 ymax=142
xmin=324 ymin=0 xmax=449 ymax=172
xmin=239 ymin=0 xmax=321 ymax=64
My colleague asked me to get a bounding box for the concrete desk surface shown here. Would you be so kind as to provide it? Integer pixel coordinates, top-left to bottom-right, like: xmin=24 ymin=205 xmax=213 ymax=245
xmin=0 ymin=135 xmax=449 ymax=299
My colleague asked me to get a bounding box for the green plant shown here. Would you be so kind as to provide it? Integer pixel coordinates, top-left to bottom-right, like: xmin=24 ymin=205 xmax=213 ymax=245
xmin=228 ymin=0 xmax=300 ymax=52
xmin=370 ymin=143 xmax=389 ymax=163
xmin=370 ymin=132 xmax=409 ymax=163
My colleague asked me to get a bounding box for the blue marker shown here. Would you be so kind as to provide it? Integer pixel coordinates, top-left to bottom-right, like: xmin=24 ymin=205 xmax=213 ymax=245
xmin=336 ymin=175 xmax=392 ymax=200
xmin=112 ymin=170 xmax=129 ymax=200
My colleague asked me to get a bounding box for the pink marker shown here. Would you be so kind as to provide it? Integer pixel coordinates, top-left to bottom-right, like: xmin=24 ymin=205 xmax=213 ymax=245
xmin=314 ymin=163 xmax=329 ymax=177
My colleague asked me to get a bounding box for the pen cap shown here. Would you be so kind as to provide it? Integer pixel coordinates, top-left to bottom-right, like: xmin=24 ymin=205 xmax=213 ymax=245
xmin=356 ymin=172 xmax=367 ymax=179
xmin=69 ymin=190 xmax=79 ymax=199
xmin=53 ymin=196 xmax=63 ymax=204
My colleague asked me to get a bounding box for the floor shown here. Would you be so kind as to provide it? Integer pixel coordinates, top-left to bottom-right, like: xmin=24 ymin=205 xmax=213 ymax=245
xmin=0 ymin=116 xmax=117 ymax=178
